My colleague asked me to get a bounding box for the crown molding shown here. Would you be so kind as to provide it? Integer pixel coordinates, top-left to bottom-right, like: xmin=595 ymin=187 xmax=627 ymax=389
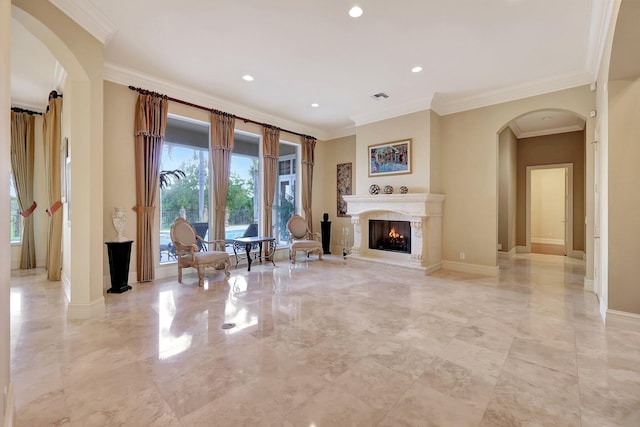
xmin=517 ymin=124 xmax=585 ymax=139
xmin=350 ymin=97 xmax=432 ymax=127
xmin=48 ymin=0 xmax=117 ymax=44
xmin=508 ymin=121 xmax=523 ymax=138
xmin=585 ymin=0 xmax=616 ymax=81
xmin=104 ymin=62 xmax=329 ymax=140
xmin=431 ymin=71 xmax=593 ymax=116
xmin=52 ymin=61 xmax=67 ymax=92
xmin=323 ymin=124 xmax=356 ymax=141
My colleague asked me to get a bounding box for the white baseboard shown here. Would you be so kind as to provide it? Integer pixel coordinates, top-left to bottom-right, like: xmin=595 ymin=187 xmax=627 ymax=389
xmin=497 ymin=247 xmax=517 ymax=259
xmin=67 ymin=296 xmax=105 ymax=319
xmin=516 ymin=245 xmax=530 ymax=253
xmin=442 ymin=260 xmax=499 ymax=277
xmin=606 ymin=309 xmax=640 ymax=332
xmin=583 ymin=277 xmax=594 ymax=292
xmin=3 ymin=382 xmax=14 ymax=427
xmin=570 ymin=250 xmax=584 ymax=260
xmin=531 ymin=237 xmax=565 ymax=245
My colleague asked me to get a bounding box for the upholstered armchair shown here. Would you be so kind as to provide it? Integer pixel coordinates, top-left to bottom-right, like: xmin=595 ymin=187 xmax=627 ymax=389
xmin=286 ymin=214 xmax=323 ymax=264
xmin=170 ymin=218 xmax=230 ymax=286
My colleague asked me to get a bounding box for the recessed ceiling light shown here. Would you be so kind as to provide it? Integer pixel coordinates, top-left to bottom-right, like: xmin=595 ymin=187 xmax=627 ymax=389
xmin=411 ymin=66 xmax=423 ymax=73
xmin=311 ymin=103 xmax=319 ymax=108
xmin=242 ymin=74 xmax=254 ymax=82
xmin=349 ymin=6 xmax=363 ymax=18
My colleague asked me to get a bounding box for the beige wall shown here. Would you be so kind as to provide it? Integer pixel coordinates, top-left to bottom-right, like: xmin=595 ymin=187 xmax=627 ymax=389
xmin=531 ymin=168 xmax=566 ymax=244
xmin=355 ymin=110 xmax=432 ymax=195
xmin=516 ymin=131 xmax=585 ymax=251
xmin=103 ymin=81 xmax=137 ymax=277
xmin=318 ymin=134 xmax=356 ymax=253
xmin=430 ymin=110 xmax=443 ymax=193
xmin=608 ymin=76 xmax=640 ymax=314
xmin=440 ymin=86 xmax=594 ymax=269
xmin=498 ymin=127 xmax=517 ymax=252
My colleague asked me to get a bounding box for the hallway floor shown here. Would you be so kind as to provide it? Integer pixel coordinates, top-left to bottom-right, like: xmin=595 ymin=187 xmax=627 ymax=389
xmin=10 ymin=254 xmax=640 ymax=426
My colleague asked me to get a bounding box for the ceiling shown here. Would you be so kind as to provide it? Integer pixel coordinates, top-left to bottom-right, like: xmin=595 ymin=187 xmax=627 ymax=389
xmin=11 ymin=0 xmax=612 ymax=139
xmin=10 ymin=18 xmax=63 ymax=111
xmin=510 ymin=110 xmax=586 ymax=139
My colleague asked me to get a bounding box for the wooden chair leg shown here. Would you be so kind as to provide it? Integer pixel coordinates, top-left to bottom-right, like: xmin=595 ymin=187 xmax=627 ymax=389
xmin=178 ymin=266 xmax=183 ymax=283
xmin=198 ymin=266 xmax=205 ymax=287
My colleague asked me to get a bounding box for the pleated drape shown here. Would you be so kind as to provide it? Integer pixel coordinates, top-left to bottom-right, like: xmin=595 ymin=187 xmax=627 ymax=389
xmin=133 ymin=93 xmax=168 ymax=282
xmin=10 ymin=112 xmax=36 ymax=269
xmin=210 ymin=112 xmax=235 ymax=240
xmin=43 ymin=94 xmax=63 ymax=280
xmin=262 ymin=126 xmax=280 ymax=237
xmin=301 ymin=136 xmax=316 ymax=232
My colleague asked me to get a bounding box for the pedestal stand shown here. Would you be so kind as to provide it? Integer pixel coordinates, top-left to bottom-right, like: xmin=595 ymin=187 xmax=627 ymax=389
xmin=105 ymin=240 xmax=133 ymax=293
xmin=321 ymin=219 xmax=331 ymax=254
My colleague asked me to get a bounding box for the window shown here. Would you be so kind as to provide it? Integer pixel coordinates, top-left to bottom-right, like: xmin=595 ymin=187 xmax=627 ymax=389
xmin=159 ymin=116 xmax=210 ymax=263
xmin=225 ymin=131 xmax=260 ymax=241
xmin=158 ymin=117 xmax=301 ymax=262
xmin=9 ymin=173 xmax=22 ymax=244
xmin=273 ymin=142 xmax=298 ymax=245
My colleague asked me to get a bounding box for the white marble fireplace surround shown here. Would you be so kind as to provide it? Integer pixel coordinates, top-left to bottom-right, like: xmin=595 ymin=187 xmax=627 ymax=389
xmin=343 ymin=193 xmax=445 ymax=272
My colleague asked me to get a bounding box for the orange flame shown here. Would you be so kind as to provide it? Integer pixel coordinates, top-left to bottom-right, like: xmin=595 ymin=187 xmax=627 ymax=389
xmin=389 ymin=227 xmax=403 ymax=239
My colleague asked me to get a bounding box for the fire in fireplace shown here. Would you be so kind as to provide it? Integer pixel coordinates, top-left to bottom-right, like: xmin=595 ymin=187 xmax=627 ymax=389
xmin=369 ymin=220 xmax=411 ymax=253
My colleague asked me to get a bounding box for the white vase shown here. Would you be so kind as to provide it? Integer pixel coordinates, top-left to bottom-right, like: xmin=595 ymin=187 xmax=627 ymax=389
xmin=112 ymin=207 xmax=128 ymax=242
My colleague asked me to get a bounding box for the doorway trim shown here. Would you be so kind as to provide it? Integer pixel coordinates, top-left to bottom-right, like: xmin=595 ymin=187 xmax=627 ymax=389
xmin=525 ymin=163 xmax=574 ymax=256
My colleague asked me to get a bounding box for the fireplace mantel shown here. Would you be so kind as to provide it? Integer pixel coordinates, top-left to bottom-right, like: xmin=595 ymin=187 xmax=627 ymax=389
xmin=342 ymin=193 xmax=444 ymax=217
xmin=343 ymin=193 xmax=445 ymax=272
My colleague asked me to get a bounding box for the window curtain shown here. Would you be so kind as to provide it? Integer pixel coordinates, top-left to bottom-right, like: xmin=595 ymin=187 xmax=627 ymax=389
xmin=43 ymin=92 xmax=63 ymax=280
xmin=262 ymin=126 xmax=280 ymax=237
xmin=301 ymin=136 xmax=316 ymax=232
xmin=133 ymin=93 xmax=168 ymax=282
xmin=10 ymin=111 xmax=37 ymax=269
xmin=210 ymin=111 xmax=235 ymax=240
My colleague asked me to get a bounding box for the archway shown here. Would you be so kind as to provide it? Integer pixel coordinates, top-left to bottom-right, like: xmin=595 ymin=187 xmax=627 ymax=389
xmin=497 ymin=109 xmax=587 ymax=262
xmin=11 ymin=0 xmax=105 ymax=318
xmin=604 ymin=0 xmax=640 ymax=322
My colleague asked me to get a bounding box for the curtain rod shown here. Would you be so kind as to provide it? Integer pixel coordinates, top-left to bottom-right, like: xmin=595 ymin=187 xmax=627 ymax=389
xmin=128 ymin=85 xmax=315 ymax=140
xmin=11 ymin=107 xmax=42 ymax=116
xmin=48 ymin=90 xmax=62 ymax=100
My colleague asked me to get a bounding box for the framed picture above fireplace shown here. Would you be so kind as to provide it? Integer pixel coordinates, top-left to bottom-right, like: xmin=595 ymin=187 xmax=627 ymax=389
xmin=369 ymin=139 xmax=412 ymax=177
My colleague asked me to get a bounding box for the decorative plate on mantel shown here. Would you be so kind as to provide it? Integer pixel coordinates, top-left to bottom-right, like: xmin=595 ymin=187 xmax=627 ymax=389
xmin=369 ymin=184 xmax=380 ymax=195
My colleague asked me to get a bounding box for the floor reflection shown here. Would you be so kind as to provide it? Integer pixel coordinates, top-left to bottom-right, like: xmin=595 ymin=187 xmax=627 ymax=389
xmin=224 ymin=275 xmax=258 ymax=334
xmin=158 ymin=290 xmax=193 ymax=360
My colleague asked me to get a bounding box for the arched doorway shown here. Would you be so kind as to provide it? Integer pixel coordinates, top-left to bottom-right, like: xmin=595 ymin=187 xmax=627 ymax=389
xmin=497 ymin=109 xmax=587 ymax=261
xmin=11 ymin=0 xmax=105 ymax=318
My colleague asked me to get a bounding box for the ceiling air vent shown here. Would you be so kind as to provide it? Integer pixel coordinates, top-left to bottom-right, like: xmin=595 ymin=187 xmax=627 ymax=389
xmin=371 ymin=92 xmax=389 ymax=100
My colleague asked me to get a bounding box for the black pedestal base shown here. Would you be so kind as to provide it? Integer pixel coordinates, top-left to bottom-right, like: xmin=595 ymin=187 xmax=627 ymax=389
xmin=107 ymin=284 xmax=132 ymax=294
xmin=105 ymin=240 xmax=133 ymax=295
xmin=321 ymin=221 xmax=331 ymax=254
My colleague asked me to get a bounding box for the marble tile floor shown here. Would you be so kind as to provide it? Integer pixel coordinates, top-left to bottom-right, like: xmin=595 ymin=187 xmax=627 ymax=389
xmin=9 ymin=253 xmax=640 ymax=426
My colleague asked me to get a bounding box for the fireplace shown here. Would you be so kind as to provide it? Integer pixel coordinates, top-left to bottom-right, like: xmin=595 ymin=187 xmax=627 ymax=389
xmin=369 ymin=220 xmax=411 ymax=253
xmin=342 ymin=193 xmax=445 ymax=272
